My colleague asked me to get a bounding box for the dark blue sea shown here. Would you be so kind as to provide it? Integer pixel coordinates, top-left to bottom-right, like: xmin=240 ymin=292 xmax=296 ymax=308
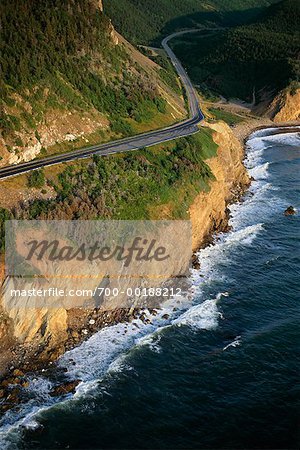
xmin=1 ymin=127 xmax=299 ymax=449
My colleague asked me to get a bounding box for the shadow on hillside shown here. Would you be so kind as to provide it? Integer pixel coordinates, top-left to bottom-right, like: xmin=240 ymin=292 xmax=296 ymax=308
xmin=152 ymin=6 xmax=267 ymax=46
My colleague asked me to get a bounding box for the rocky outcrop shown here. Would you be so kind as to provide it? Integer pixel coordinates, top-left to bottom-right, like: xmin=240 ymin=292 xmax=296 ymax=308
xmin=90 ymin=0 xmax=103 ymax=11
xmin=284 ymin=206 xmax=296 ymax=216
xmin=50 ymin=380 xmax=81 ymax=397
xmin=108 ymin=20 xmax=119 ymax=45
xmin=1 ymin=109 xmax=109 ymax=167
xmin=266 ymin=86 xmax=300 ymax=122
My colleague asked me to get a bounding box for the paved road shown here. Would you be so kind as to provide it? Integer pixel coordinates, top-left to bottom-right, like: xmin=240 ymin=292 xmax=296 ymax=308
xmin=0 ymin=31 xmax=204 ymax=180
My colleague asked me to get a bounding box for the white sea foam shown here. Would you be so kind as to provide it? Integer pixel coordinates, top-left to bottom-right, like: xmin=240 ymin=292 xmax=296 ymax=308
xmin=250 ymin=128 xmax=279 ymax=138
xmin=246 ymin=136 xmax=273 ymax=153
xmin=0 ymin=374 xmax=56 ymax=448
xmin=266 ymin=132 xmax=300 ymax=147
xmin=247 ymin=130 xmax=300 ymax=158
xmin=245 ymin=147 xmax=265 ymax=167
xmin=58 ymin=301 xmax=192 ymax=386
xmin=26 ymin=376 xmax=53 ymax=399
xmin=192 ymin=222 xmax=264 ymax=287
xmin=223 ymin=336 xmax=242 ymax=351
xmin=136 ymin=333 xmax=163 ymax=353
xmin=248 ymin=162 xmax=270 ymax=180
xmin=249 ymin=126 xmax=300 ymax=139
xmin=234 ymin=127 xmax=298 ymax=229
xmin=59 ymin=321 xmax=153 ymax=382
xmin=0 ymin=404 xmax=52 ymax=449
xmin=172 ymin=293 xmax=226 ymax=330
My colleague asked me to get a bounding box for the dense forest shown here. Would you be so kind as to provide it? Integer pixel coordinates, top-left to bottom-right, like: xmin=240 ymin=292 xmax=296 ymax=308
xmin=0 ymin=0 xmax=169 ymax=143
xmin=103 ymin=0 xmax=280 ymax=44
xmin=172 ymin=0 xmax=300 ymax=102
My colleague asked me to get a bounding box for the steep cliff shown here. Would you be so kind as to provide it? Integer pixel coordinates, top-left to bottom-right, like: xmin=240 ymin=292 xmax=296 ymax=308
xmin=267 ymin=86 xmax=300 ymax=122
xmin=190 ymin=122 xmax=249 ymax=251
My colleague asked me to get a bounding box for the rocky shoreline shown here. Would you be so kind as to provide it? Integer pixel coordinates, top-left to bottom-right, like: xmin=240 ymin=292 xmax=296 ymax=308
xmin=0 ymin=118 xmax=294 ymax=414
xmin=0 ymin=307 xmax=155 ymax=412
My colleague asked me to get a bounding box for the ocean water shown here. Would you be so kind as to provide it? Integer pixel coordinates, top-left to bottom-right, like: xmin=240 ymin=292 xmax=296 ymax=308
xmin=0 ymin=127 xmax=299 ymax=449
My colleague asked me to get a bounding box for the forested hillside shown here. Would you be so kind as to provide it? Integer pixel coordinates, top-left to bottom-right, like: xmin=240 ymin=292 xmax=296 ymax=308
xmin=0 ymin=0 xmax=184 ymax=166
xmin=103 ymin=0 xmax=280 ymax=44
xmin=172 ymin=0 xmax=300 ymax=102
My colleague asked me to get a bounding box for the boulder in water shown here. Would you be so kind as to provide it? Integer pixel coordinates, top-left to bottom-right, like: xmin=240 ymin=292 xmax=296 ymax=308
xmin=284 ymin=206 xmax=296 ymax=216
xmin=50 ymin=379 xmax=81 ymax=397
xmin=12 ymin=369 xmax=25 ymax=377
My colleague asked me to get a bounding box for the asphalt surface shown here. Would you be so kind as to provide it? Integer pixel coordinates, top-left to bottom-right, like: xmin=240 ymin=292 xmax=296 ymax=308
xmin=0 ymin=31 xmax=204 ymax=180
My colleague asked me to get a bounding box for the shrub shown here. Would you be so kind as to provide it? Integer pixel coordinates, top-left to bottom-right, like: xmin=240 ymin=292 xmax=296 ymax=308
xmin=27 ymin=169 xmax=45 ymax=188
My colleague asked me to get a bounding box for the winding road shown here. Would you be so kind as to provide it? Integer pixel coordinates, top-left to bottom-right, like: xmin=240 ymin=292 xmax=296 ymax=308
xmin=0 ymin=31 xmax=204 ymax=180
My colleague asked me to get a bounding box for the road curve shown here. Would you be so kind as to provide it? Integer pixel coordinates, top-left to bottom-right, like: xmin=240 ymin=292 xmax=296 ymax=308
xmin=0 ymin=31 xmax=204 ymax=180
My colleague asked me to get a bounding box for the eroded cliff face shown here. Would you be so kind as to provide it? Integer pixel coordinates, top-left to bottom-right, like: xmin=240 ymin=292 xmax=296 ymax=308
xmin=0 ymin=109 xmax=109 ymax=167
xmin=96 ymin=0 xmax=103 ymax=11
xmin=190 ymin=122 xmax=250 ymax=251
xmin=0 ymin=122 xmax=249 ymax=374
xmin=266 ymin=87 xmax=300 ymax=122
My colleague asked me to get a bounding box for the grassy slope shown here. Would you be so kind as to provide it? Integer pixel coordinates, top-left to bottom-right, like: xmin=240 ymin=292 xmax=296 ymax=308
xmin=208 ymin=108 xmax=245 ymax=126
xmin=103 ymin=0 xmax=279 ymax=44
xmin=171 ymin=0 xmax=300 ymax=102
